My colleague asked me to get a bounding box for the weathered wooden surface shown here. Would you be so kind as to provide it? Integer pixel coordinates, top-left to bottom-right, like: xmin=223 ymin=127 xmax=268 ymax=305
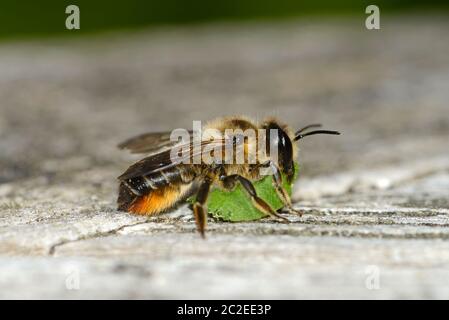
xmin=1 ymin=16 xmax=449 ymax=299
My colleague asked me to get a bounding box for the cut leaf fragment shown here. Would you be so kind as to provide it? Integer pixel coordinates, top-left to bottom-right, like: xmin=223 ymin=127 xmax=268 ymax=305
xmin=188 ymin=163 xmax=299 ymax=222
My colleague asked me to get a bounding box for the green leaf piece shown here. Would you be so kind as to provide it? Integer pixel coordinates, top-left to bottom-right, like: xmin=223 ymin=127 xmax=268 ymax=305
xmin=188 ymin=163 xmax=299 ymax=222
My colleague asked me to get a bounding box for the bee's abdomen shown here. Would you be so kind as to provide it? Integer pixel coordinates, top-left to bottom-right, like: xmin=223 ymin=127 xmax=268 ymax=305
xmin=117 ymin=166 xmax=196 ymax=214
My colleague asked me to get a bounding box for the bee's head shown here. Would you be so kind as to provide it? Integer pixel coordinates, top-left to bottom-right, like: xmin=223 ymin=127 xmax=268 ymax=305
xmin=264 ymin=120 xmax=341 ymax=183
xmin=264 ymin=121 xmax=295 ymax=183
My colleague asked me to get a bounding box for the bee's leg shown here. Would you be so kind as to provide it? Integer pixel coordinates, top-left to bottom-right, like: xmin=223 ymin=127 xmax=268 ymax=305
xmin=193 ymin=179 xmax=211 ymax=239
xmin=266 ymin=162 xmax=303 ymax=216
xmin=222 ymin=174 xmax=290 ymax=223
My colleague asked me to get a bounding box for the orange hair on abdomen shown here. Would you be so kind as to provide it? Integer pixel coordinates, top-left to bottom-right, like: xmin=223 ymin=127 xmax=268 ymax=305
xmin=128 ymin=185 xmax=189 ymax=215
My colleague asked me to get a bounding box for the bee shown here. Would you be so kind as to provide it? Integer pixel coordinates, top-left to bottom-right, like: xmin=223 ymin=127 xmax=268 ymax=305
xmin=117 ymin=116 xmax=340 ymax=238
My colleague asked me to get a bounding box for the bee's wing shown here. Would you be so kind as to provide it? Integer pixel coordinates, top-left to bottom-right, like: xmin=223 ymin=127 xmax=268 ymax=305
xmin=118 ymin=130 xmax=193 ymax=154
xmin=118 ymin=138 xmax=232 ymax=180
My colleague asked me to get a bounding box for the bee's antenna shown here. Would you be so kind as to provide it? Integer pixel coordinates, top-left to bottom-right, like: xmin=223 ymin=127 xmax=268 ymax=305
xmin=294 ymin=130 xmax=340 ymax=141
xmin=295 ymin=124 xmax=322 ymax=136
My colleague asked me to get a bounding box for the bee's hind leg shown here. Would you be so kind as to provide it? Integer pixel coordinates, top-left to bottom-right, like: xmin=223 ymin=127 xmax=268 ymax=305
xmin=222 ymin=174 xmax=290 ymax=223
xmin=193 ymin=179 xmax=211 ymax=239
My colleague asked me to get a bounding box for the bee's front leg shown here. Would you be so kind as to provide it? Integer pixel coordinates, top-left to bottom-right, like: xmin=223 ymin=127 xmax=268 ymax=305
xmin=221 ymin=174 xmax=290 ymax=223
xmin=264 ymin=161 xmax=303 ymax=217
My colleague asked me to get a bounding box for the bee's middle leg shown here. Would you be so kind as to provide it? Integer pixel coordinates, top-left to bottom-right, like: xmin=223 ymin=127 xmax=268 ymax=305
xmin=193 ymin=179 xmax=211 ymax=239
xmin=221 ymin=174 xmax=290 ymax=223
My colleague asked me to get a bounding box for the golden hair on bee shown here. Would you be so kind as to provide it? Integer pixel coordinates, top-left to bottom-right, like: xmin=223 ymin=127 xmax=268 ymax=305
xmin=117 ymin=116 xmax=340 ymax=238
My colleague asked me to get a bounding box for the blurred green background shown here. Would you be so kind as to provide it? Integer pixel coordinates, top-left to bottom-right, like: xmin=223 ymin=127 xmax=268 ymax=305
xmin=0 ymin=0 xmax=447 ymax=40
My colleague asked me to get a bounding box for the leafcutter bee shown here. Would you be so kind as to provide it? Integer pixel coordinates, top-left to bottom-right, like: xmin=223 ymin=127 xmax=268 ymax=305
xmin=117 ymin=116 xmax=340 ymax=238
